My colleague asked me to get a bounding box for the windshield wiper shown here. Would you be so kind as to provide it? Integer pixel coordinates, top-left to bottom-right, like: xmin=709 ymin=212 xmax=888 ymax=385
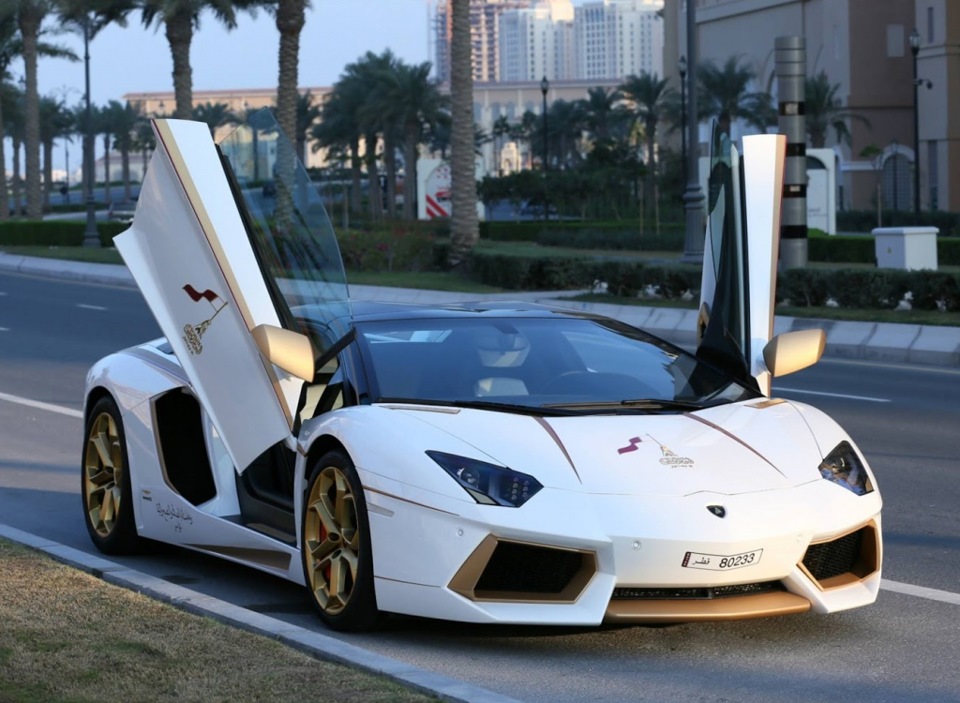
xmin=541 ymin=398 xmax=709 ymax=412
xmin=376 ymin=397 xmax=576 ymax=417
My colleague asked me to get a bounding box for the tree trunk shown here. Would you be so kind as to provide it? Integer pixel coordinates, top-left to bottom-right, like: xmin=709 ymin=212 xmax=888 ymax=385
xmin=644 ymin=120 xmax=657 ymax=212
xmin=447 ymin=0 xmax=479 ymax=266
xmin=0 ymin=96 xmax=7 ymax=221
xmin=18 ymin=5 xmax=43 ymax=219
xmin=122 ymin=147 xmax=131 ymax=201
xmin=165 ymin=12 xmax=194 ymax=120
xmin=102 ymin=134 xmax=112 ymax=205
xmin=402 ymin=122 xmax=418 ymax=220
xmin=12 ymin=137 xmax=22 ymax=217
xmin=42 ymin=138 xmax=52 ymax=210
xmin=349 ymin=136 xmax=362 ymax=214
xmin=275 ymin=0 xmax=305 ymax=227
xmin=364 ymin=130 xmax=382 ymax=222
xmin=384 ymin=131 xmax=397 ymax=220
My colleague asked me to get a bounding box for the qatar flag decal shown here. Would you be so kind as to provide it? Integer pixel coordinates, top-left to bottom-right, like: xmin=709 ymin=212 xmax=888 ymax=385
xmin=181 ymin=284 xmax=229 ymax=355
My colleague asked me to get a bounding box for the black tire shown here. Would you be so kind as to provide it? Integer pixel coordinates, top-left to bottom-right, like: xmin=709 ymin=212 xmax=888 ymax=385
xmin=301 ymin=450 xmax=380 ymax=631
xmin=82 ymin=396 xmax=143 ymax=554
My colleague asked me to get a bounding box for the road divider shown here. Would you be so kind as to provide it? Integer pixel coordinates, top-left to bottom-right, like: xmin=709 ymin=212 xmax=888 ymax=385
xmin=0 ymin=392 xmax=83 ymax=419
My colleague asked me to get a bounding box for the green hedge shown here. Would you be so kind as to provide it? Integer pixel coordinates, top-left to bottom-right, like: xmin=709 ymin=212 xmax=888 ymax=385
xmin=467 ymin=248 xmax=960 ymax=312
xmin=537 ymin=226 xmax=685 ymax=252
xmin=779 ymin=268 xmax=960 ymax=311
xmin=336 ymin=227 xmax=436 ymax=273
xmin=807 ymin=232 xmax=960 ymax=266
xmin=0 ymin=220 xmax=127 ymax=247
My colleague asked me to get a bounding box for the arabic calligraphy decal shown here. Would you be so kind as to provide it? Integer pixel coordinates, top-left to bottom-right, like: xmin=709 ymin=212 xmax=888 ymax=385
xmin=156 ymin=502 xmax=194 ymax=533
xmin=181 ymin=284 xmax=229 ymax=355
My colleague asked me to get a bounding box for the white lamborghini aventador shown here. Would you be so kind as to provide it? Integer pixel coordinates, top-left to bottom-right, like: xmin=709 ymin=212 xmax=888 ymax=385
xmin=82 ymin=111 xmax=882 ymax=632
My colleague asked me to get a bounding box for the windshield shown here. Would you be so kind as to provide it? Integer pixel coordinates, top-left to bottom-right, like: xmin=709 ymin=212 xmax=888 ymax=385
xmin=216 ymin=109 xmax=351 ymax=350
xmin=356 ymin=316 xmax=758 ymax=413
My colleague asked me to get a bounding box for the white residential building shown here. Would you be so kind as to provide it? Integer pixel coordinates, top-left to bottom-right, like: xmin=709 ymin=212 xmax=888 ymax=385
xmin=574 ymin=0 xmax=664 ymax=81
xmin=498 ymin=0 xmax=575 ymax=82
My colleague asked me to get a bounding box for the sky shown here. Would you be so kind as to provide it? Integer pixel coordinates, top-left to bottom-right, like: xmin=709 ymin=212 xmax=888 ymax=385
xmin=14 ymin=1 xmax=437 ymax=172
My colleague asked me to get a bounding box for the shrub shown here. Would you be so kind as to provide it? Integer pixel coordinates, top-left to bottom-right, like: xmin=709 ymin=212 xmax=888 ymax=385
xmin=0 ymin=220 xmax=126 ymax=247
xmin=336 ymin=226 xmax=435 ymax=272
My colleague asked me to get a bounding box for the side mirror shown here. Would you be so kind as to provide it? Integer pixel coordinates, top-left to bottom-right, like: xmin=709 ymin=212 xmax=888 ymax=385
xmin=762 ymin=329 xmax=826 ymax=378
xmin=251 ymin=324 xmax=315 ymax=383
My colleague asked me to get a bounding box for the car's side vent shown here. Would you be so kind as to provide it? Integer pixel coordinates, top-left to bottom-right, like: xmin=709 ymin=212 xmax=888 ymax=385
xmin=801 ymin=522 xmax=880 ymax=589
xmin=448 ymin=536 xmax=597 ymax=603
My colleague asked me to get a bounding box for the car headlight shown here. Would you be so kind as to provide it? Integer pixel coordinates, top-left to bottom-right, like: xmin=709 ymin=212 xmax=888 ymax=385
xmin=819 ymin=441 xmax=873 ymax=496
xmin=426 ymin=451 xmax=542 ymax=507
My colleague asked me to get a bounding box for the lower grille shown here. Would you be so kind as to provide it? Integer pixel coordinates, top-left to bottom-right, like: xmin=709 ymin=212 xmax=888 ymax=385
xmin=612 ymin=581 xmax=783 ymax=600
xmin=476 ymin=542 xmax=584 ymax=594
xmin=803 ymin=530 xmax=862 ymax=581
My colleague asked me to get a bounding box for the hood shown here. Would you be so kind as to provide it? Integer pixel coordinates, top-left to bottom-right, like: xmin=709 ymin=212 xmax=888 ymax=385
xmin=393 ymin=399 xmax=824 ymax=498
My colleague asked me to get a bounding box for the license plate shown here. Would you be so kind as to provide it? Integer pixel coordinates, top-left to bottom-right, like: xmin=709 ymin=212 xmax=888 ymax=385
xmin=681 ymin=549 xmax=762 ymax=571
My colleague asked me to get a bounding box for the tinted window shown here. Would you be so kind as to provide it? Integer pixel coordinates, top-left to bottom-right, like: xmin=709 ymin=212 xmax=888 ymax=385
xmin=356 ymin=317 xmax=756 ymax=412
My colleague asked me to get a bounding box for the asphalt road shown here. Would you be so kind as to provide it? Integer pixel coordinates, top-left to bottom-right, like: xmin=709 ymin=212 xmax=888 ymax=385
xmin=1 ymin=271 xmax=959 ymax=703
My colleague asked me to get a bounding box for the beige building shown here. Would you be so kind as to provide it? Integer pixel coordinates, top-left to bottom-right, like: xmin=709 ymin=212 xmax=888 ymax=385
xmin=663 ymin=0 xmax=958 ymax=213
xmin=124 ymin=80 xmax=615 ymax=177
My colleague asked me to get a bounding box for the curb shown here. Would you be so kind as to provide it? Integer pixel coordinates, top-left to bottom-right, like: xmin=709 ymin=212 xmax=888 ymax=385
xmin=2 ymin=253 xmax=958 ymax=367
xmin=0 ymin=522 xmax=522 ymax=703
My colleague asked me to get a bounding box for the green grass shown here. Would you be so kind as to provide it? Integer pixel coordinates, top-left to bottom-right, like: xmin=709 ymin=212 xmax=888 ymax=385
xmin=479 ymin=240 xmax=681 ymax=261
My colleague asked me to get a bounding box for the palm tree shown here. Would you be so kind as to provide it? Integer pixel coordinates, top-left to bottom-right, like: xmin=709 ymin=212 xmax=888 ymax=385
xmin=618 ymin=72 xmax=670 ymax=203
xmin=581 ymin=86 xmax=626 ymax=144
xmin=191 ymin=100 xmax=235 ymax=137
xmin=313 ymin=85 xmax=363 ymax=213
xmin=2 ymin=84 xmax=24 ymax=216
xmin=140 ymin=0 xmax=265 ymax=120
xmin=0 ymin=13 xmax=18 ymax=220
xmin=38 ymin=95 xmax=72 ymax=210
xmin=12 ymin=0 xmax=54 ymax=219
xmin=491 ymin=114 xmax=510 ymax=175
xmin=131 ymin=117 xmax=156 ymax=178
xmin=544 ymin=99 xmax=587 ymax=169
xmin=697 ymin=56 xmax=773 ymax=136
xmin=805 ymin=70 xmax=870 ymax=148
xmin=270 ymin=0 xmax=307 ymax=226
xmin=386 ymin=60 xmax=443 ymax=219
xmin=105 ymin=100 xmax=143 ymax=201
xmin=295 ymin=90 xmax=321 ymax=163
xmin=448 ymin=0 xmax=478 ymax=267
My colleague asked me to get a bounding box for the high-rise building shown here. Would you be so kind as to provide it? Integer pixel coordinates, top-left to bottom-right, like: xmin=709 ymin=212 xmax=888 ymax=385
xmin=434 ymin=0 xmax=533 ymax=84
xmin=499 ymin=1 xmax=575 ymax=82
xmin=574 ymin=0 xmax=664 ymax=81
xmin=433 ymin=0 xmax=663 ymax=84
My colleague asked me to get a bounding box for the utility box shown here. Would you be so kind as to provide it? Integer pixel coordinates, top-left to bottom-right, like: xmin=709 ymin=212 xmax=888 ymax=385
xmin=873 ymin=227 xmax=939 ymax=270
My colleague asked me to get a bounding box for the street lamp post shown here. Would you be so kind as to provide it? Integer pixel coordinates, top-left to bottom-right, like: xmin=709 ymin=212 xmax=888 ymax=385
xmin=909 ymin=29 xmax=934 ymax=215
xmin=540 ymin=76 xmax=549 ymax=172
xmin=678 ymin=55 xmax=687 ymax=189
xmin=681 ymin=1 xmax=704 ymax=263
xmin=82 ymin=14 xmax=99 ymax=247
xmin=540 ymin=75 xmax=549 ymax=222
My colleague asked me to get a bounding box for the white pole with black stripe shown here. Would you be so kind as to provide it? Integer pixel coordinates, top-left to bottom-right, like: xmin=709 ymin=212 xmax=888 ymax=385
xmin=776 ymin=36 xmax=807 ymax=269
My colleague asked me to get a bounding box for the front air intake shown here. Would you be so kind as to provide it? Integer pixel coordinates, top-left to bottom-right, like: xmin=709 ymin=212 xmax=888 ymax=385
xmin=449 ymin=536 xmax=597 ymax=603
xmin=801 ymin=522 xmax=880 ymax=588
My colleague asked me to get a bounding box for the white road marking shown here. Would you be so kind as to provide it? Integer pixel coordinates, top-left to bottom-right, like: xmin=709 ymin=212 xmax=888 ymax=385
xmin=775 ymin=387 xmax=891 ymax=403
xmin=0 ymin=392 xmax=83 ymax=419
xmin=76 ymin=303 xmax=107 ymax=311
xmin=0 ymin=327 xmax=8 ymax=332
xmin=882 ymin=579 xmax=960 ymax=606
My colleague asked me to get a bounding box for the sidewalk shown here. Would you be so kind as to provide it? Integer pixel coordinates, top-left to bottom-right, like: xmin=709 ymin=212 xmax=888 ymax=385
xmin=2 ymin=252 xmax=958 ymax=367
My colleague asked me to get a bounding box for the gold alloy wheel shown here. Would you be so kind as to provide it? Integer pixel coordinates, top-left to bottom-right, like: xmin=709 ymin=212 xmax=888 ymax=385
xmin=304 ymin=465 xmax=360 ymax=615
xmin=83 ymin=411 xmax=124 ymax=538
